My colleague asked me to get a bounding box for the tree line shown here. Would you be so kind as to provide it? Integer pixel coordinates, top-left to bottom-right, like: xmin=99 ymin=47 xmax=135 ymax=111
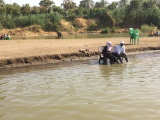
xmin=0 ymin=0 xmax=160 ymax=30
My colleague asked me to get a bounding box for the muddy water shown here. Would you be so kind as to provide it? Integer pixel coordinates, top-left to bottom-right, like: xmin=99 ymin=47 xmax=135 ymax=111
xmin=11 ymin=33 xmax=148 ymax=40
xmin=1 ymin=52 xmax=160 ymax=120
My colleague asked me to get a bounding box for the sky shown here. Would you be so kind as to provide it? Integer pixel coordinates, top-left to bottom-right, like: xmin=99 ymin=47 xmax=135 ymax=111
xmin=4 ymin=0 xmax=119 ymax=7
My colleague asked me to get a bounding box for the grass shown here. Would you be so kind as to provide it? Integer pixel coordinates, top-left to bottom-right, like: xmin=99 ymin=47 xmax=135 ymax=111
xmin=101 ymin=27 xmax=109 ymax=33
xmin=74 ymin=27 xmax=79 ymax=32
xmin=87 ymin=23 xmax=97 ymax=31
xmin=111 ymin=26 xmax=116 ymax=33
xmin=141 ymin=24 xmax=157 ymax=33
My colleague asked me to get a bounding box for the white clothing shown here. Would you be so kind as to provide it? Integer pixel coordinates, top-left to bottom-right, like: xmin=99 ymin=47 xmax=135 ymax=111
xmin=113 ymin=45 xmax=125 ymax=54
xmin=120 ymin=41 xmax=124 ymax=44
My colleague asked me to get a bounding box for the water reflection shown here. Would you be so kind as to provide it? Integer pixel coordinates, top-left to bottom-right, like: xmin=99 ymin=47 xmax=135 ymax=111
xmin=1 ymin=52 xmax=160 ymax=120
xmin=11 ymin=33 xmax=149 ymax=40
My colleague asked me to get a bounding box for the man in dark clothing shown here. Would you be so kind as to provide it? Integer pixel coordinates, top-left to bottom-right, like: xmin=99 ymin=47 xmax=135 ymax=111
xmin=56 ymin=32 xmax=63 ymax=39
xmin=102 ymin=46 xmax=117 ymax=64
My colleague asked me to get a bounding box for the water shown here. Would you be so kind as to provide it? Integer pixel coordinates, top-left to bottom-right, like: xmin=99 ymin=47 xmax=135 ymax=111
xmin=11 ymin=33 xmax=149 ymax=40
xmin=1 ymin=52 xmax=160 ymax=120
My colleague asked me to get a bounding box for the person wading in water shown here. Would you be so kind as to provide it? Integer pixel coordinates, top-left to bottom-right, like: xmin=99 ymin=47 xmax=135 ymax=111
xmin=102 ymin=41 xmax=118 ymax=64
xmin=113 ymin=41 xmax=128 ymax=63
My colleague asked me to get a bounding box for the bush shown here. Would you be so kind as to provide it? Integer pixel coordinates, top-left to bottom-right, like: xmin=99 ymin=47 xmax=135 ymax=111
xmin=101 ymin=27 xmax=109 ymax=33
xmin=87 ymin=23 xmax=97 ymax=31
xmin=52 ymin=6 xmax=64 ymax=15
xmin=111 ymin=26 xmax=116 ymax=32
xmin=74 ymin=27 xmax=79 ymax=32
xmin=141 ymin=24 xmax=157 ymax=33
xmin=0 ymin=12 xmax=63 ymax=31
xmin=0 ymin=22 xmax=3 ymax=29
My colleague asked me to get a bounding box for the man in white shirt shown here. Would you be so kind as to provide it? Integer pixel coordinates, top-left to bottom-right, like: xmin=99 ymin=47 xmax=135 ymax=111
xmin=113 ymin=41 xmax=128 ymax=63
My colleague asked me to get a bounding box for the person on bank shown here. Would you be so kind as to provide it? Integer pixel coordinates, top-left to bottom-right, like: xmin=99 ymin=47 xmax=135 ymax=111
xmin=156 ymin=31 xmax=159 ymax=37
xmin=113 ymin=41 xmax=128 ymax=63
xmin=56 ymin=31 xmax=63 ymax=39
xmin=149 ymin=30 xmax=153 ymax=37
xmin=102 ymin=41 xmax=116 ymax=64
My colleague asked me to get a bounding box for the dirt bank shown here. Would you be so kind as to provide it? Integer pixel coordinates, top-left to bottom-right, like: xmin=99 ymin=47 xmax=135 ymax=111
xmin=0 ymin=18 xmax=129 ymax=37
xmin=0 ymin=37 xmax=160 ymax=68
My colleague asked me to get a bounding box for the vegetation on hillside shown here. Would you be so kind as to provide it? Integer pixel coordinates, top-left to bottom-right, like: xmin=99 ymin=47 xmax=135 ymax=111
xmin=0 ymin=0 xmax=159 ymax=32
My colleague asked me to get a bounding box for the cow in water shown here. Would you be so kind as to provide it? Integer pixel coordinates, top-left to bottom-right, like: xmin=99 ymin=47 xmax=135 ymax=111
xmin=56 ymin=32 xmax=63 ymax=39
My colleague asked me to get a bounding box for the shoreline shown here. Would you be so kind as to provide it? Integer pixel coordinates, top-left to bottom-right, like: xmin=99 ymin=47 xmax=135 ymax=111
xmin=1 ymin=37 xmax=160 ymax=69
xmin=0 ymin=47 xmax=160 ymax=69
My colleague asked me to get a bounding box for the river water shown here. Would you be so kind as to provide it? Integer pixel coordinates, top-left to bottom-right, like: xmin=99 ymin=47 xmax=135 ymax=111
xmin=11 ymin=33 xmax=148 ymax=40
xmin=0 ymin=52 xmax=160 ymax=120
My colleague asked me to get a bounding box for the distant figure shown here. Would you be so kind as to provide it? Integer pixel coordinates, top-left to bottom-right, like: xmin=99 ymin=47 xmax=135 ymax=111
xmin=149 ymin=30 xmax=153 ymax=37
xmin=56 ymin=32 xmax=63 ymax=39
xmin=4 ymin=34 xmax=7 ymax=39
xmin=65 ymin=11 xmax=67 ymax=16
xmin=0 ymin=35 xmax=4 ymax=40
xmin=156 ymin=31 xmax=159 ymax=37
xmin=7 ymin=34 xmax=10 ymax=38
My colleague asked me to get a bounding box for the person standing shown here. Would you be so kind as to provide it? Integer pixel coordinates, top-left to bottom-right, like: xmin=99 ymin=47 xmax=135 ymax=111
xmin=113 ymin=41 xmax=128 ymax=63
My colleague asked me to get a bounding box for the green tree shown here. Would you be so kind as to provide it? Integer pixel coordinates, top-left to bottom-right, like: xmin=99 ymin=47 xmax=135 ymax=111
xmin=53 ymin=6 xmax=64 ymax=15
xmin=12 ymin=3 xmax=21 ymax=16
xmin=95 ymin=0 xmax=109 ymax=8
xmin=12 ymin=6 xmax=21 ymax=16
xmin=79 ymin=0 xmax=94 ymax=9
xmin=31 ymin=6 xmax=40 ymax=14
xmin=12 ymin=2 xmax=19 ymax=7
xmin=95 ymin=2 xmax=102 ymax=8
xmin=74 ymin=7 xmax=84 ymax=15
xmin=130 ymin=0 xmax=140 ymax=10
xmin=47 ymin=6 xmax=53 ymax=13
xmin=142 ymin=0 xmax=156 ymax=9
xmin=21 ymin=4 xmax=31 ymax=15
xmin=0 ymin=0 xmax=5 ymax=6
xmin=61 ymin=1 xmax=77 ymax=10
xmin=108 ymin=2 xmax=119 ymax=10
xmin=119 ymin=0 xmax=129 ymax=7
xmin=40 ymin=6 xmax=47 ymax=13
xmin=100 ymin=0 xmax=109 ymax=7
xmin=0 ymin=6 xmax=6 ymax=14
xmin=130 ymin=0 xmax=140 ymax=28
xmin=39 ymin=0 xmax=55 ymax=8
xmin=6 ymin=4 xmax=14 ymax=14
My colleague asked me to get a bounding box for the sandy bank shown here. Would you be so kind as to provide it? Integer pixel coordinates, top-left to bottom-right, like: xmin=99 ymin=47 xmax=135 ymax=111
xmin=0 ymin=37 xmax=160 ymax=68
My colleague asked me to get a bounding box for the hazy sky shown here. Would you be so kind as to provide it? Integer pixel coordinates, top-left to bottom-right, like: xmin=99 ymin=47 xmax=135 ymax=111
xmin=4 ymin=0 xmax=119 ymax=6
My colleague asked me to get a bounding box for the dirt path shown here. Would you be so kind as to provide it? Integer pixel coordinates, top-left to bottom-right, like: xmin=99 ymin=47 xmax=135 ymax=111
xmin=0 ymin=37 xmax=160 ymax=67
xmin=0 ymin=37 xmax=160 ymax=59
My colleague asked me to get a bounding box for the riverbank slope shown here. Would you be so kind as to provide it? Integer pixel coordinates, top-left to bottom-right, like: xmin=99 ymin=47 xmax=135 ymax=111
xmin=0 ymin=37 xmax=160 ymax=68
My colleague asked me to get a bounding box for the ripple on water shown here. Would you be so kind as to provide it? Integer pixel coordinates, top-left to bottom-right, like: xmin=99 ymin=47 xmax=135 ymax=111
xmin=1 ymin=52 xmax=160 ymax=120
